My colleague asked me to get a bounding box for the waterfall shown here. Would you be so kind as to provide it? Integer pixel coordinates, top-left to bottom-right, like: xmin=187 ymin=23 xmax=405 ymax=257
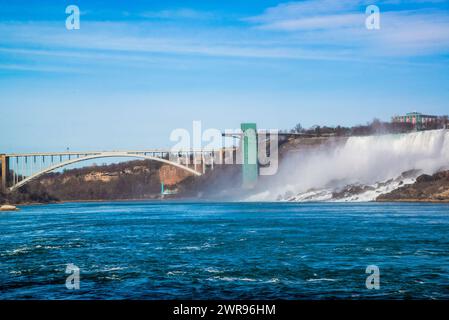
xmin=248 ymin=129 xmax=449 ymax=202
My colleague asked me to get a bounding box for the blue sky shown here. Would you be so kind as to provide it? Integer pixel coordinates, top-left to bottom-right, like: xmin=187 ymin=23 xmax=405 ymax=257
xmin=1 ymin=0 xmax=449 ymax=152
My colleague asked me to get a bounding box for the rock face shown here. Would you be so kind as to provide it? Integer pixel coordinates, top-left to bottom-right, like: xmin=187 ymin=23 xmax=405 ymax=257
xmin=377 ymin=170 xmax=449 ymax=202
xmin=0 ymin=205 xmax=18 ymax=211
xmin=15 ymin=160 xmax=163 ymax=202
xmin=159 ymin=165 xmax=193 ymax=186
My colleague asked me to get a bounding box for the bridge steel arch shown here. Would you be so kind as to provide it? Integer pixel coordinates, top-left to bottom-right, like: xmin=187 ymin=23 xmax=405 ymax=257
xmin=9 ymin=152 xmax=202 ymax=192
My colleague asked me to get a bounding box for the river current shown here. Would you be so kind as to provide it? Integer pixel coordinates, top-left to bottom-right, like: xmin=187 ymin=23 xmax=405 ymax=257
xmin=1 ymin=201 xmax=448 ymax=299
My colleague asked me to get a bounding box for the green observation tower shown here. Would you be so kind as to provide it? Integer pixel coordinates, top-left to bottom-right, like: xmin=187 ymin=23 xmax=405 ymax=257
xmin=241 ymin=123 xmax=259 ymax=189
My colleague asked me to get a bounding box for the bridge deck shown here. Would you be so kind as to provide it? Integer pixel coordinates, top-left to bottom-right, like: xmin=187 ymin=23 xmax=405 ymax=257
xmin=2 ymin=149 xmax=238 ymax=192
xmin=5 ymin=149 xmax=225 ymax=157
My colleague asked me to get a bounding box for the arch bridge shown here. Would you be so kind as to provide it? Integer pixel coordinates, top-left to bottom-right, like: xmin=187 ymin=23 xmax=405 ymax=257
xmin=0 ymin=149 xmax=222 ymax=192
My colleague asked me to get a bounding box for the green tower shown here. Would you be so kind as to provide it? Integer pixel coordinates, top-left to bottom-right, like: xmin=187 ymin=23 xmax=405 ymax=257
xmin=241 ymin=123 xmax=258 ymax=189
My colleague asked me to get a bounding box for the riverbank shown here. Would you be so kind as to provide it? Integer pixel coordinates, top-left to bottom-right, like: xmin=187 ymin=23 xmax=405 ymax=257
xmin=376 ymin=199 xmax=449 ymax=203
xmin=377 ymin=170 xmax=449 ymax=202
xmin=3 ymin=133 xmax=449 ymax=204
xmin=10 ymin=197 xmax=166 ymax=207
xmin=9 ymin=197 xmax=449 ymax=207
xmin=0 ymin=204 xmax=19 ymax=211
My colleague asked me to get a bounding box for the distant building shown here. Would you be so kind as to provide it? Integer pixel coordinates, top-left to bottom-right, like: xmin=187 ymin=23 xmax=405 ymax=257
xmin=392 ymin=112 xmax=438 ymax=127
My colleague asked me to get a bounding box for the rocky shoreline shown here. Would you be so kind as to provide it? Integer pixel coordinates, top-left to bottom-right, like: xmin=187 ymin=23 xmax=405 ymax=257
xmin=2 ymin=153 xmax=449 ymax=204
xmin=376 ymin=170 xmax=449 ymax=202
xmin=3 ymin=171 xmax=449 ymax=205
xmin=0 ymin=204 xmax=19 ymax=211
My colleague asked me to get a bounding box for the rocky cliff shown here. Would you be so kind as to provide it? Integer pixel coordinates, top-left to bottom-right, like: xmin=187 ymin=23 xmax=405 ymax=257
xmin=377 ymin=171 xmax=449 ymax=202
xmin=2 ymin=158 xmax=240 ymax=204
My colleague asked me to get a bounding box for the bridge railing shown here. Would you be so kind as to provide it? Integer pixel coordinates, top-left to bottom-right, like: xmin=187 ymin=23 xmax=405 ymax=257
xmin=1 ymin=148 xmax=238 ymax=192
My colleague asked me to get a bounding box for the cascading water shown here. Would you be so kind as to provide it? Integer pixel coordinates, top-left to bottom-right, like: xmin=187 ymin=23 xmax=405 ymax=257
xmin=247 ymin=129 xmax=449 ymax=202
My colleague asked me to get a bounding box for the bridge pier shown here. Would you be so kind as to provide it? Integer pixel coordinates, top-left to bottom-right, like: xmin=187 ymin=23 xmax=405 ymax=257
xmin=1 ymin=154 xmax=9 ymax=192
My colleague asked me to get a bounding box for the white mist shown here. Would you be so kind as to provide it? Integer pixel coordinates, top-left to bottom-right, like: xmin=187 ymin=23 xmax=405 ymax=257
xmin=249 ymin=129 xmax=449 ymax=202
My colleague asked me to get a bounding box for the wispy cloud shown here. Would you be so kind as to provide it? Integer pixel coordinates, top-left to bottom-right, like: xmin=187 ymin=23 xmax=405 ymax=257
xmin=254 ymin=13 xmax=363 ymax=31
xmin=248 ymin=0 xmax=359 ymax=22
xmin=139 ymin=8 xmax=215 ymax=20
xmin=0 ymin=63 xmax=83 ymax=73
xmin=0 ymin=21 xmax=357 ymax=62
xmin=0 ymin=0 xmax=448 ymax=77
xmin=245 ymin=0 xmax=449 ymax=57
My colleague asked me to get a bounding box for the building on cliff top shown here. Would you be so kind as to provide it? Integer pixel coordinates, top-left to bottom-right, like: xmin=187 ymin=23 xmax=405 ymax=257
xmin=391 ymin=111 xmax=447 ymax=130
xmin=392 ymin=112 xmax=438 ymax=128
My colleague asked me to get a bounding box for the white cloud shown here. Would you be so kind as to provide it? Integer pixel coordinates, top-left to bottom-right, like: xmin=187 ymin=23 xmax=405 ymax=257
xmin=0 ymin=21 xmax=356 ymax=61
xmin=256 ymin=13 xmax=364 ymax=31
xmin=246 ymin=1 xmax=449 ymax=57
xmin=0 ymin=63 xmax=82 ymax=73
xmin=0 ymin=0 xmax=448 ymax=75
xmin=140 ymin=8 xmax=215 ymax=20
xmin=247 ymin=0 xmax=361 ymax=23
